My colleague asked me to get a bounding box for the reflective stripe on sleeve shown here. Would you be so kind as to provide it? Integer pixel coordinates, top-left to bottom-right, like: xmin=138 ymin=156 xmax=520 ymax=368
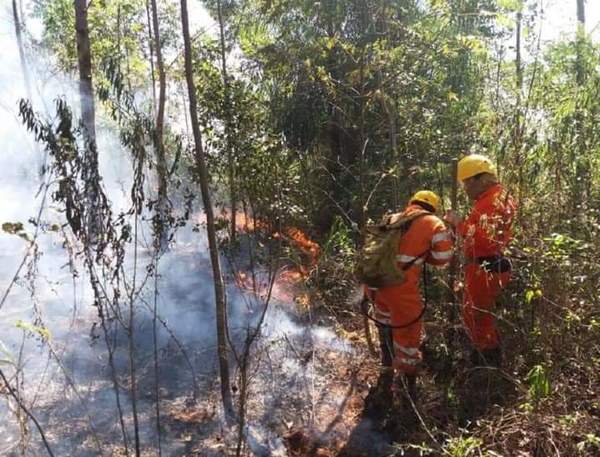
xmin=430 ymin=250 xmax=453 ymax=260
xmin=432 ymin=231 xmax=452 ymax=243
xmin=396 ymin=254 xmax=425 ymax=265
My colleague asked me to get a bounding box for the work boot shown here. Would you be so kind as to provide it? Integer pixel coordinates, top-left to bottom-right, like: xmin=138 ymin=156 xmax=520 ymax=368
xmin=363 ymin=368 xmax=393 ymax=419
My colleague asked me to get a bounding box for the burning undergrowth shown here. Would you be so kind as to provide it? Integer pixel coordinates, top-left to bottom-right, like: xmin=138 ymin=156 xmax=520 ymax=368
xmin=0 ymin=88 xmax=531 ymax=456
xmin=0 ymin=97 xmax=534 ymax=457
xmin=161 ymin=283 xmax=372 ymax=457
xmin=0 ymin=218 xmax=371 ymax=456
xmin=0 ymin=10 xmax=379 ymax=456
xmin=0 ymin=134 xmax=374 ymax=456
xmin=166 ymin=216 xmax=441 ymax=457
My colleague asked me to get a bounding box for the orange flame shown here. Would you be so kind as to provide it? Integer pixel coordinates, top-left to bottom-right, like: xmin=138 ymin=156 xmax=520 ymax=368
xmin=283 ymin=227 xmax=320 ymax=266
xmin=233 ymin=211 xmax=261 ymax=232
xmin=219 ymin=210 xmax=321 ymax=301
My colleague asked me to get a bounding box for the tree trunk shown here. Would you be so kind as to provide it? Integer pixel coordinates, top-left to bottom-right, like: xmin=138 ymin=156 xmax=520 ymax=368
xmin=12 ymin=0 xmax=43 ymax=177
xmin=74 ymin=0 xmax=96 ymax=143
xmin=446 ymin=158 xmax=459 ymax=357
xmin=577 ymin=0 xmax=585 ymax=25
xmin=514 ymin=10 xmax=524 ymax=211
xmin=378 ymin=0 xmax=399 ymax=209
xmin=575 ymin=0 xmax=586 ymax=86
xmin=216 ymin=0 xmax=237 ymax=242
xmin=150 ymin=0 xmax=169 ymax=251
xmin=358 ymin=53 xmax=367 ymax=231
xmin=12 ymin=0 xmax=32 ymax=98
xmin=515 ymin=11 xmax=523 ymax=102
xmin=179 ymin=0 xmax=235 ymax=420
xmin=574 ymin=0 xmax=588 ymax=210
xmin=74 ymin=0 xmax=101 ymax=240
xmin=145 ymin=0 xmax=157 ymax=113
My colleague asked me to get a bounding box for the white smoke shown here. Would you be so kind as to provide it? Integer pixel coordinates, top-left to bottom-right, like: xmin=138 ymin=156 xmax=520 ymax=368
xmin=0 ymin=2 xmax=207 ymax=453
xmin=0 ymin=2 xmax=361 ymax=456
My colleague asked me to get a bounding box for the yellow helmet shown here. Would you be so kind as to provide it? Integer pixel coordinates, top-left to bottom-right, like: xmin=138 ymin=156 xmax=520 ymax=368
xmin=410 ymin=190 xmax=440 ymax=212
xmin=457 ymin=154 xmax=497 ymax=182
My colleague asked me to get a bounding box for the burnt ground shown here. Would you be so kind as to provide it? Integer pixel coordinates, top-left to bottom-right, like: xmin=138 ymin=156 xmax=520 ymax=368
xmin=158 ymin=287 xmax=523 ymax=457
xmin=3 ymin=281 xmax=595 ymax=457
xmin=2 ymin=241 xmax=597 ymax=456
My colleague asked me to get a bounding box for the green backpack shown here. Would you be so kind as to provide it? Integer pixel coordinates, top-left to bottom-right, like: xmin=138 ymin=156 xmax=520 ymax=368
xmin=355 ymin=210 xmax=429 ymax=288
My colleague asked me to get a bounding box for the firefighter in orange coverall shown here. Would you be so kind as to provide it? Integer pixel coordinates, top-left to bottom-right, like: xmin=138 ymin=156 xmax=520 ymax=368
xmin=446 ymin=155 xmax=516 ymax=367
xmin=366 ymin=191 xmax=453 ymax=403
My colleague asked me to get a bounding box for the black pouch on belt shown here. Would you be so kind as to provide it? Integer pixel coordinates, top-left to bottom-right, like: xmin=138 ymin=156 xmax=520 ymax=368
xmin=477 ymin=256 xmax=512 ymax=273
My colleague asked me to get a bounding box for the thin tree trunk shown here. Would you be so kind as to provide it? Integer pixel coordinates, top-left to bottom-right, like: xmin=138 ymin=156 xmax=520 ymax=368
xmin=515 ymin=11 xmax=523 ymax=104
xmin=147 ymin=6 xmax=167 ymax=444
xmin=12 ymin=0 xmax=44 ymax=177
xmin=577 ymin=0 xmax=585 ymax=25
xmin=150 ymin=0 xmax=169 ymax=251
xmin=388 ymin=101 xmax=398 ymax=209
xmin=127 ymin=327 xmax=141 ymax=457
xmin=16 ymin=334 xmax=29 ymax=456
xmin=127 ymin=218 xmax=141 ymax=457
xmin=216 ymin=0 xmax=237 ymax=242
xmin=74 ymin=0 xmax=101 ymax=239
xmin=152 ymin=259 xmax=163 ymax=456
xmin=116 ymin=4 xmax=121 ymax=59
xmin=575 ymin=0 xmax=585 ymax=86
xmin=358 ymin=53 xmax=367 ymax=230
xmin=378 ymin=0 xmax=399 ymax=209
xmin=575 ymin=0 xmax=587 ymax=209
xmin=179 ymin=0 xmax=235 ymax=420
xmin=514 ymin=10 xmax=524 ymax=215
xmin=145 ymin=0 xmax=157 ymax=113
xmin=74 ymin=0 xmax=96 ymax=143
xmin=12 ymin=0 xmax=32 ymax=98
xmin=445 ymin=159 xmax=459 ymax=361
xmin=99 ymin=317 xmax=130 ymax=455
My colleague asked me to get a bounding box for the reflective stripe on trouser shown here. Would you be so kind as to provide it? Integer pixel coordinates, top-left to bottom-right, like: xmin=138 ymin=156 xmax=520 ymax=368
xmin=373 ymin=304 xmax=391 ymax=325
xmin=372 ymin=284 xmax=424 ymax=375
xmin=463 ymin=263 xmax=510 ymax=351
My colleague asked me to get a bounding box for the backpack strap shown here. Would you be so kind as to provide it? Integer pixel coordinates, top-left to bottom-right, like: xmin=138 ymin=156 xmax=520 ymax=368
xmin=393 ymin=210 xmax=433 ymax=270
xmin=383 ymin=209 xmax=431 ymax=231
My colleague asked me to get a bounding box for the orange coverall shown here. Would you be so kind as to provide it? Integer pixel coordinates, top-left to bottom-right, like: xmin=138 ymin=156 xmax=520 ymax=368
xmin=458 ymin=184 xmax=516 ymax=351
xmin=367 ymin=204 xmax=453 ymax=374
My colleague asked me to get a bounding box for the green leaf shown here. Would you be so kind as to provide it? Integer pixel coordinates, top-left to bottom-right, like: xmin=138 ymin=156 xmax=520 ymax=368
xmin=527 ymin=364 xmax=551 ymax=402
xmin=2 ymin=222 xmax=31 ymax=242
xmin=15 ymin=320 xmax=51 ymax=341
xmin=525 ymin=289 xmax=534 ymax=304
xmin=496 ymin=12 xmax=516 ymax=30
xmin=498 ymin=0 xmax=523 ymax=12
